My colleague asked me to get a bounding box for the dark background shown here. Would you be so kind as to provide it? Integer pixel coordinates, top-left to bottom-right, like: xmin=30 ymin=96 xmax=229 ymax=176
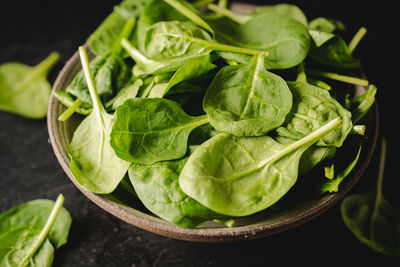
xmin=1 ymin=0 xmax=399 ymax=266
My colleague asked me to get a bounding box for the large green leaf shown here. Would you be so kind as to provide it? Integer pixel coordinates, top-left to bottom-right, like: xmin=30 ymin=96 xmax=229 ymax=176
xmin=110 ymin=98 xmax=209 ymax=165
xmin=68 ymin=47 xmax=130 ymax=194
xmin=203 ymin=53 xmax=292 ymax=137
xmin=179 ymin=118 xmax=341 ymax=216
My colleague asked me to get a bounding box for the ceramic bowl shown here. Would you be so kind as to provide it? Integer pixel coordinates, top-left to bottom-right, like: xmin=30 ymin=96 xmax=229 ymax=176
xmin=47 ymin=4 xmax=379 ymax=242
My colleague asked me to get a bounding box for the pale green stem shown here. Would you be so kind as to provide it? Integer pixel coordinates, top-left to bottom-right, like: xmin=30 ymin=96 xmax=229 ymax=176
xmin=163 ymin=0 xmax=215 ymax=35
xmin=20 ymin=194 xmax=64 ymax=267
xmin=208 ymin=40 xmax=267 ymax=56
xmin=218 ymin=0 xmax=228 ymax=8
xmin=324 ymin=164 xmax=335 ymax=179
xmin=214 ymin=218 xmax=235 ymax=228
xmin=307 ymin=69 xmax=369 ymax=86
xmin=226 ymin=118 xmax=342 ymax=182
xmin=262 ymin=118 xmax=342 ymax=166
xmin=191 ymin=114 xmax=210 ymax=127
xmin=112 ymin=18 xmax=136 ymax=55
xmin=33 ymin=51 xmax=60 ymax=77
xmin=351 ymin=125 xmax=365 ymax=135
xmin=348 ymin=27 xmax=367 ymax=55
xmin=121 ymin=38 xmax=153 ymax=64
xmin=207 ymin=3 xmax=250 ymax=24
xmin=140 ymin=76 xmax=156 ymax=98
xmin=192 ymin=0 xmax=214 ymax=9
xmin=58 ymin=98 xmax=82 ymax=121
xmin=78 ymin=46 xmax=105 ymax=129
xmin=296 ymin=63 xmax=307 ymax=82
xmin=308 ymin=78 xmax=331 ymax=90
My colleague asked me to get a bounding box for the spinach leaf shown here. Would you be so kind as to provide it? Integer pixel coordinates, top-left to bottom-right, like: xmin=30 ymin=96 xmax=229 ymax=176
xmin=307 ymin=24 xmax=360 ymax=68
xmin=110 ymin=98 xmax=209 ymax=165
xmin=68 ymin=47 xmax=131 ymax=194
xmin=122 ymin=38 xmax=213 ymax=76
xmin=128 ymin=157 xmax=225 ymax=228
xmin=147 ymin=55 xmax=216 ymax=98
xmin=308 ymin=17 xmax=346 ymax=33
xmin=106 ymin=78 xmax=143 ymax=110
xmin=143 ymin=20 xmax=265 ymax=61
xmin=341 ymin=138 xmax=400 ymax=255
xmin=203 ymin=53 xmax=292 ymax=137
xmin=0 ymin=52 xmax=59 ymax=118
xmin=208 ymin=3 xmax=308 ymax=26
xmin=248 ymin=4 xmax=308 ymax=25
xmin=66 ymin=54 xmax=131 ymax=105
xmin=87 ymin=0 xmax=148 ymax=56
xmin=179 ymin=118 xmax=342 ymax=216
xmin=136 ymin=0 xmax=188 ymax=51
xmin=280 ymin=81 xmax=353 ymax=147
xmin=209 ymin=12 xmax=311 ymax=69
xmin=0 ymin=194 xmax=71 ymax=266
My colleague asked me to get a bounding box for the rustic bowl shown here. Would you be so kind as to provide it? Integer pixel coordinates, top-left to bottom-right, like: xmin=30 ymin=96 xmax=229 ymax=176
xmin=47 ymin=4 xmax=379 ymax=243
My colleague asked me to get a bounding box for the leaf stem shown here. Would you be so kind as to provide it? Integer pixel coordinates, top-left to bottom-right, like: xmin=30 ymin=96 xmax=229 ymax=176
xmin=207 ymin=3 xmax=249 ymax=24
xmin=58 ymin=98 xmax=82 ymax=121
xmin=192 ymin=0 xmax=214 ymax=9
xmin=307 ymin=69 xmax=369 ymax=86
xmin=209 ymin=41 xmax=267 ymax=56
xmin=20 ymin=194 xmax=64 ymax=266
xmin=112 ymin=18 xmax=136 ymax=55
xmin=296 ymin=63 xmax=307 ymax=82
xmin=78 ymin=46 xmax=106 ymax=129
xmin=351 ymin=125 xmax=365 ymax=135
xmin=34 ymin=51 xmax=60 ymax=77
xmin=348 ymin=27 xmax=367 ymax=55
xmin=121 ymin=38 xmax=154 ymax=64
xmin=163 ymin=0 xmax=215 ymax=36
xmin=264 ymin=118 xmax=342 ymax=166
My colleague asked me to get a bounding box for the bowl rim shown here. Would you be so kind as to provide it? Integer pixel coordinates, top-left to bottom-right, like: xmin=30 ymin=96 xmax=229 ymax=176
xmin=47 ymin=45 xmax=379 ymax=244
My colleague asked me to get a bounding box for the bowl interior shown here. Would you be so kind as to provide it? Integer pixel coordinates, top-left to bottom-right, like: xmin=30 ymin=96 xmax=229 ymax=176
xmin=47 ymin=4 xmax=379 ymax=242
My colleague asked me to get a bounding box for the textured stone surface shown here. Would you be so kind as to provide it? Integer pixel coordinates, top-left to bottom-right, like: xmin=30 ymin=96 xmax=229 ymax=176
xmin=0 ymin=0 xmax=398 ymax=265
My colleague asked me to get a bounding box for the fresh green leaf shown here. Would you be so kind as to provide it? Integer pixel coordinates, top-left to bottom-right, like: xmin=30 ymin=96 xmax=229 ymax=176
xmin=66 ymin=54 xmax=131 ymax=105
xmin=106 ymin=78 xmax=143 ymax=110
xmin=203 ymin=53 xmax=292 ymax=136
xmin=110 ymin=98 xmax=209 ymax=165
xmin=143 ymin=20 xmax=265 ymax=62
xmin=87 ymin=0 xmax=148 ymax=56
xmin=128 ymin=157 xmax=225 ymax=227
xmin=209 ymin=12 xmax=311 ymax=69
xmin=148 ymin=55 xmax=215 ymax=98
xmin=282 ymin=81 xmax=353 ymax=147
xmin=341 ymin=138 xmax=400 ymax=255
xmin=0 ymin=52 xmax=59 ymax=118
xmin=0 ymin=194 xmax=71 ymax=266
xmin=179 ymin=118 xmax=342 ymax=216
xmin=68 ymin=47 xmax=131 ymax=194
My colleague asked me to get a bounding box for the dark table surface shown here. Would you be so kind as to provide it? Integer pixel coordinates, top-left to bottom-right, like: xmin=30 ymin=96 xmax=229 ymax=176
xmin=1 ymin=0 xmax=399 ymax=266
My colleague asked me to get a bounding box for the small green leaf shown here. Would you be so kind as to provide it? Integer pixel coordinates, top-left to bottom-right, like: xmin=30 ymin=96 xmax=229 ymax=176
xmin=0 ymin=52 xmax=59 ymax=118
